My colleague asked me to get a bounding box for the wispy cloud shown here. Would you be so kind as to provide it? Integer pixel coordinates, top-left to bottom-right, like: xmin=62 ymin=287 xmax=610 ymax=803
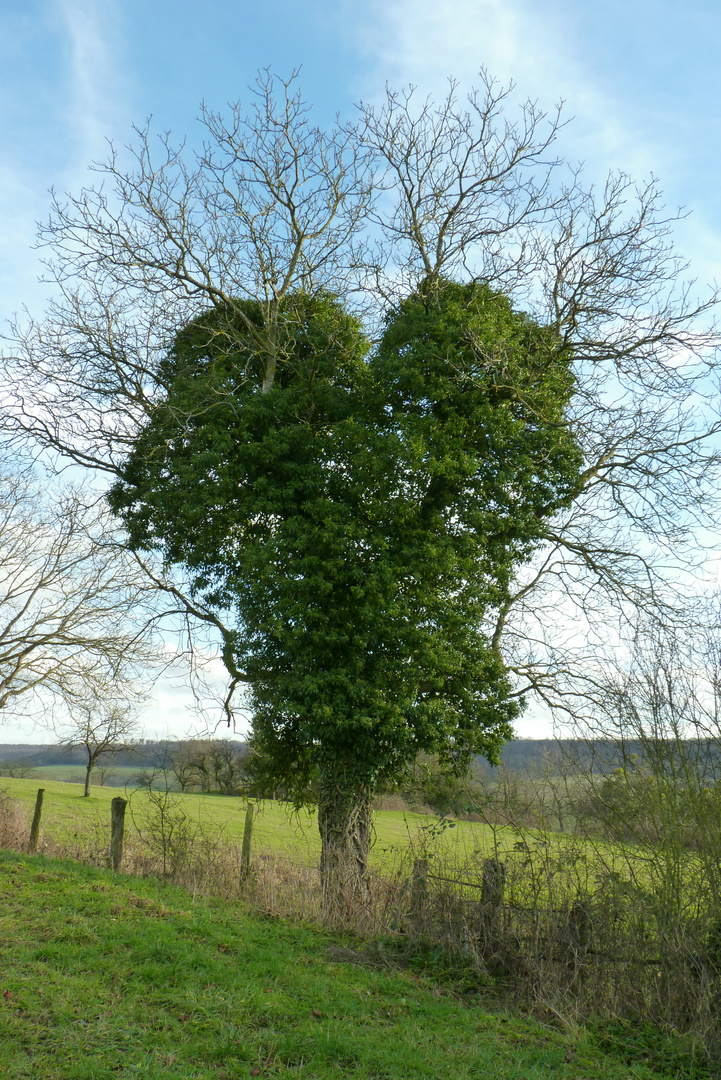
xmin=54 ymin=0 xmax=130 ymax=166
xmin=0 ymin=1 xmax=132 ymax=321
xmin=352 ymin=0 xmax=646 ymax=174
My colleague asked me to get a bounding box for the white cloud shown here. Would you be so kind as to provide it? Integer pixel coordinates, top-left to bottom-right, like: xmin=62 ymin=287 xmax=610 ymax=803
xmin=352 ymin=0 xmax=524 ymax=91
xmin=353 ymin=0 xmax=674 ymax=186
xmin=54 ymin=0 xmax=130 ymax=166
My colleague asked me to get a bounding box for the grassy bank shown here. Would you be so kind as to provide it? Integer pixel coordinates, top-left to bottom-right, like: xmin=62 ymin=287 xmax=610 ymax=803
xmin=0 ymin=850 xmax=684 ymax=1080
xmin=2 ymin=776 xmax=719 ymax=1070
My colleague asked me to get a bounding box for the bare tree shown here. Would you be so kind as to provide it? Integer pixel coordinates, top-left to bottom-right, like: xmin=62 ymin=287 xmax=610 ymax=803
xmin=57 ymin=689 xmax=140 ymax=797
xmin=359 ymin=72 xmax=721 ymax=721
xmin=0 ymin=759 xmax=39 ymax=779
xmin=0 ymin=456 xmax=230 ymax=750
xmin=359 ymin=74 xmax=566 ymax=300
xmin=0 ymin=464 xmax=156 ymax=721
xmin=2 ymin=70 xmax=372 ymax=479
xmin=148 ymin=739 xmax=201 ymax=792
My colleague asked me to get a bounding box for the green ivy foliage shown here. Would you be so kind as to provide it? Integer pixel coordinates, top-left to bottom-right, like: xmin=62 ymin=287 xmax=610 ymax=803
xmin=109 ymin=282 xmax=582 ymax=800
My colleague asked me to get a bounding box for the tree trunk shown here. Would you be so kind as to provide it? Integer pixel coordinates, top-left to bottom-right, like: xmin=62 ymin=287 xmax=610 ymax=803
xmin=317 ymin=769 xmax=372 ymax=917
xmin=84 ymin=761 xmax=93 ymax=797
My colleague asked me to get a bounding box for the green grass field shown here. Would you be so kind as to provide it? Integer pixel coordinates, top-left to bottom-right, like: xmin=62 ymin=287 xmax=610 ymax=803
xmin=0 ymin=850 xmax=684 ymax=1080
xmin=0 ymin=776 xmax=517 ymax=868
xmin=31 ymin=765 xmax=141 ymax=785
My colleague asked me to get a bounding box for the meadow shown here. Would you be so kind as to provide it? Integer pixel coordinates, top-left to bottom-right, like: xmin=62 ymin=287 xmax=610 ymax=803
xmin=32 ymin=764 xmax=141 ymax=786
xmin=0 ymin=775 xmax=521 ymax=869
xmin=0 ymin=774 xmax=650 ymax=911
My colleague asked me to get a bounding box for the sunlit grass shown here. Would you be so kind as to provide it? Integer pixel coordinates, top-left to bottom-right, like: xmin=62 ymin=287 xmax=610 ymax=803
xmin=0 ymin=776 xmax=702 ymax=912
xmin=0 ymin=776 xmax=512 ymax=869
xmin=33 ymin=764 xmax=140 ymax=784
xmin=0 ymin=850 xmax=677 ymax=1080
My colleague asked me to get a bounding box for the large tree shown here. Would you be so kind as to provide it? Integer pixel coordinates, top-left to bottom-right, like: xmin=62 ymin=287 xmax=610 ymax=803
xmin=108 ymin=282 xmax=582 ymax=898
xmin=2 ymin=71 xmax=719 ymax=902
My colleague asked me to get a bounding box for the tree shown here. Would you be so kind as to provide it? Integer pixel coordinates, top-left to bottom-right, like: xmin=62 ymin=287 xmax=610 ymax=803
xmin=0 ymin=463 xmax=160 ymax=723
xmin=107 ymin=280 xmax=580 ymax=898
xmin=1 ymin=70 xmax=719 ymax=904
xmin=0 ymin=759 xmax=39 ymax=780
xmin=161 ymin=740 xmax=204 ymax=792
xmin=58 ymin=689 xmax=139 ymax=797
xmin=191 ymin=740 xmax=248 ymax=795
xmin=357 ymin=78 xmax=721 ymax=723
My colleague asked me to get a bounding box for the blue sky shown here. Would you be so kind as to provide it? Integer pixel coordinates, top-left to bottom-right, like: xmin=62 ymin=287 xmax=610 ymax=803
xmin=3 ymin=0 xmax=721 ymax=322
xmin=2 ymin=0 xmax=720 ymax=742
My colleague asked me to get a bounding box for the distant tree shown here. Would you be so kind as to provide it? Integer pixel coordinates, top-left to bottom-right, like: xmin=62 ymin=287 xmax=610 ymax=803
xmin=170 ymin=739 xmax=248 ymax=795
xmin=162 ymin=741 xmax=203 ymax=792
xmin=0 ymin=759 xmax=38 ymax=780
xmin=203 ymin=740 xmax=248 ymax=795
xmin=57 ymin=690 xmax=140 ymax=797
xmin=95 ymin=763 xmax=116 ymax=787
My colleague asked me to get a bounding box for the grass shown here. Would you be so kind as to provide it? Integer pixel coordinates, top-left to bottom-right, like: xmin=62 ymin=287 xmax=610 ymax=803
xmin=0 ymin=777 xmax=519 ymax=869
xmin=32 ymin=765 xmax=141 ymax=785
xmin=0 ymin=849 xmax=681 ymax=1080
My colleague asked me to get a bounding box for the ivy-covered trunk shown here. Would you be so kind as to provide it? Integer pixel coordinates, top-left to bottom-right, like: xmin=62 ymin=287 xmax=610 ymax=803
xmin=317 ymin=767 xmax=372 ymax=915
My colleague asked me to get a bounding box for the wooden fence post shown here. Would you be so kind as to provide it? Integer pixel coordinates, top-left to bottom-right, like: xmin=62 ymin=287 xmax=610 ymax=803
xmin=480 ymin=857 xmax=506 ymax=948
xmin=409 ymin=857 xmax=429 ymax=931
xmin=567 ymin=899 xmax=592 ymax=976
xmin=240 ymin=802 xmax=254 ymax=883
xmin=29 ymin=788 xmax=45 ymax=853
xmin=110 ymin=797 xmax=127 ymax=872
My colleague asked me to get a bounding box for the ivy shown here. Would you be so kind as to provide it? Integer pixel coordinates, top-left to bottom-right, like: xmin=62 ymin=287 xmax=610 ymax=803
xmin=110 ymin=282 xmax=582 ymax=802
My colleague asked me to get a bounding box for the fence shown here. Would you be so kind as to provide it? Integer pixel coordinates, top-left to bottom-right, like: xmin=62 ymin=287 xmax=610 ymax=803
xmin=20 ymin=786 xmax=257 ymax=886
xmin=7 ymin=785 xmax=721 ymax=1058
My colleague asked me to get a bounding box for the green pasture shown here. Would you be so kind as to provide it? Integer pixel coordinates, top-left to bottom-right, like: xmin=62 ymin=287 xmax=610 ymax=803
xmin=32 ymin=765 xmax=141 ymax=785
xmin=1 ymin=776 xmax=509 ymax=868
xmin=0 ymin=776 xmax=660 ymax=904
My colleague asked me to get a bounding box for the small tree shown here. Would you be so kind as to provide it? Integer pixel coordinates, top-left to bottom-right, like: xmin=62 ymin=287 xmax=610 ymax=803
xmin=204 ymin=740 xmax=248 ymax=795
xmin=58 ymin=691 xmax=140 ymax=797
xmin=95 ymin=763 xmax=115 ymax=786
xmin=0 ymin=759 xmax=39 ymax=780
xmin=163 ymin=740 xmax=204 ymax=792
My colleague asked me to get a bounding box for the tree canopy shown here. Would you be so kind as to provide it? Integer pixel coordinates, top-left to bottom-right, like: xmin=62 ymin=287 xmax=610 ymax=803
xmin=109 ymin=281 xmax=582 ymax=854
